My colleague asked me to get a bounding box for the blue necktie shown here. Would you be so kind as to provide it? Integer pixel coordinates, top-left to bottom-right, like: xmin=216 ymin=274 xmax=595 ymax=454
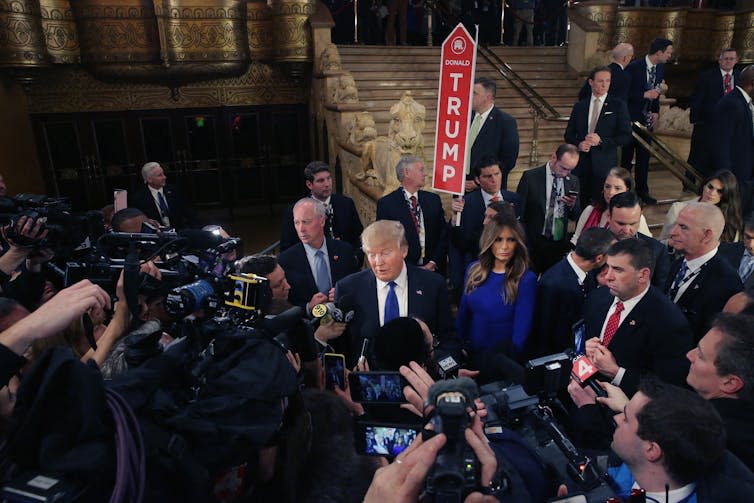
xmin=668 ymin=260 xmax=688 ymax=300
xmin=157 ymin=191 xmax=169 ymax=218
xmin=314 ymin=249 xmax=331 ymax=294
xmin=739 ymin=252 xmax=754 ymax=282
xmin=384 ymin=281 xmax=399 ymax=324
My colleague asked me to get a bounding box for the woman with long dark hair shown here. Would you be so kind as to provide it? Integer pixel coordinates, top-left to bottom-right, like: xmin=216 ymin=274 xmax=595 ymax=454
xmin=659 ymin=170 xmax=742 ymax=244
xmin=456 ymin=214 xmax=536 ymax=359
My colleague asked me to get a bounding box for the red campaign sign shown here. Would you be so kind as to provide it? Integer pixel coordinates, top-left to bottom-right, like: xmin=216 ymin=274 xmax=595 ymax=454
xmin=432 ymin=23 xmax=477 ymax=195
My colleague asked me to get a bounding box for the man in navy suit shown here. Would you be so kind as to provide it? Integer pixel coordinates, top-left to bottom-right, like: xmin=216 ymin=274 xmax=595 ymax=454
xmin=664 ymin=202 xmax=743 ymax=342
xmin=280 ymin=161 xmax=363 ymax=258
xmin=621 ymin=38 xmax=674 ymax=204
xmin=277 ymin=198 xmax=359 ymax=313
xmin=334 ymin=220 xmax=457 ymax=367
xmin=532 ymin=227 xmax=614 ymax=357
xmin=467 ymin=77 xmax=520 ymax=190
xmin=128 ymin=162 xmax=196 ymax=229
xmin=376 ymin=156 xmax=448 ymax=273
xmin=689 ymin=48 xmax=740 ymax=176
xmin=718 ymin=214 xmax=754 ymax=292
xmin=712 ymin=65 xmax=754 ymax=184
xmin=582 ymin=238 xmax=692 ymax=396
xmin=516 ymin=143 xmax=581 ymax=274
xmin=578 ymin=42 xmax=634 ymax=103
xmin=566 ymin=65 xmax=632 ymax=203
xmin=448 ymin=155 xmax=521 ymax=296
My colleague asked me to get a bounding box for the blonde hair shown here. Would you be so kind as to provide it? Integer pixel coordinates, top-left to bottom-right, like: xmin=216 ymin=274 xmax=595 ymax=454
xmin=362 ymin=220 xmax=408 ymax=251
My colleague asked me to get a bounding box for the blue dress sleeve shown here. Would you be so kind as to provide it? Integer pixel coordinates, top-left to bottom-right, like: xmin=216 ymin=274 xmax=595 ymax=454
xmin=511 ymin=270 xmax=538 ymax=354
xmin=455 ymin=261 xmax=478 ymax=342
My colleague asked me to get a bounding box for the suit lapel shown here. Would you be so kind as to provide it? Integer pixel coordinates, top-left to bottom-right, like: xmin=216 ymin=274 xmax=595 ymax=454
xmin=297 ymin=245 xmax=318 ymax=293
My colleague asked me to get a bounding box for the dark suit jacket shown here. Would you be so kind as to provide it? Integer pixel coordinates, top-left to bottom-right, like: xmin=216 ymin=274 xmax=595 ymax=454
xmin=583 ymin=285 xmax=692 ymax=396
xmin=663 ymin=254 xmax=743 ymax=342
xmin=469 ymin=107 xmax=519 ymax=187
xmin=453 ymin=189 xmax=522 ymax=254
xmin=334 ymin=266 xmax=458 ymax=367
xmin=712 ymin=87 xmax=754 ymax=182
xmin=718 ymin=241 xmax=754 ymax=291
xmin=564 ymin=96 xmax=632 ymax=181
xmin=516 ymin=164 xmax=581 ymax=242
xmin=277 ymin=238 xmax=360 ymax=309
xmin=637 ymin=233 xmax=671 ymax=289
xmin=128 ymin=184 xmax=196 ymax=229
xmin=577 ymin=62 xmax=631 ymax=104
xmin=376 ymin=188 xmax=448 ymax=268
xmin=532 ymin=256 xmax=595 ymax=356
xmin=279 ymin=192 xmax=364 ymax=253
xmin=690 ymin=67 xmax=739 ymax=125
xmin=625 ymin=58 xmax=666 ymax=122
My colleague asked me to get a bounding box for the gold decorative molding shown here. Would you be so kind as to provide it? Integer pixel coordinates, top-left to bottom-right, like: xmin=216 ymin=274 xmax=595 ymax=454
xmin=732 ymin=9 xmax=754 ymax=64
xmin=247 ymin=0 xmax=273 ymax=61
xmin=713 ymin=12 xmax=735 ymax=55
xmin=271 ymin=0 xmax=315 ymax=64
xmin=615 ymin=8 xmax=686 ymax=60
xmin=683 ymin=9 xmax=717 ymax=62
xmin=0 ymin=0 xmax=50 ymax=68
xmin=40 ymin=0 xmax=79 ymax=64
xmin=571 ymin=1 xmax=618 ymax=53
xmin=24 ymin=62 xmax=306 ymax=113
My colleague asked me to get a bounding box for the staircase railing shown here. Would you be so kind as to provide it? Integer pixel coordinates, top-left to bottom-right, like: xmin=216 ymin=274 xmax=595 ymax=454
xmin=631 ymin=122 xmax=703 ymax=193
xmin=477 ymin=45 xmax=568 ymax=165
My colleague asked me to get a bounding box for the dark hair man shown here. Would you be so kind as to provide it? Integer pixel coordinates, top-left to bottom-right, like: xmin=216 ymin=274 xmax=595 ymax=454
xmin=466 ymin=77 xmax=519 ymax=191
xmin=622 ymin=38 xmax=674 ymax=204
xmin=516 ymin=143 xmax=580 ymax=273
xmin=582 ymin=238 xmax=692 ymax=395
xmin=608 ymin=191 xmax=671 ymax=287
xmin=279 ymin=161 xmax=363 ymax=256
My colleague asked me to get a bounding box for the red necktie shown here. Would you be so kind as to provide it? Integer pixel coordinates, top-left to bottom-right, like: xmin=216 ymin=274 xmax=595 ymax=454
xmin=409 ymin=195 xmax=420 ymax=234
xmin=490 ymin=195 xmax=501 ymax=204
xmin=602 ymin=301 xmax=625 ymax=347
xmin=724 ymin=73 xmax=732 ymax=94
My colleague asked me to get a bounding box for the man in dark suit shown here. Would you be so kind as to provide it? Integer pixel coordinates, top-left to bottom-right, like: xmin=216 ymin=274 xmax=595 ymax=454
xmin=688 ymin=48 xmax=740 ymax=176
xmin=566 ymin=65 xmax=632 ymax=203
xmin=516 ymin=143 xmax=581 ymax=274
xmin=128 ymin=162 xmax=196 ymax=229
xmin=532 ymin=227 xmax=614 ymax=357
xmin=718 ymin=215 xmax=754 ymax=291
xmin=606 ymin=191 xmax=671 ymax=288
xmin=583 ymin=238 xmax=692 ymax=396
xmin=467 ymin=77 xmax=519 ymax=190
xmin=448 ymin=155 xmax=521 ymax=296
xmin=578 ymin=42 xmax=634 ymax=103
xmin=664 ymin=202 xmax=743 ymax=342
xmin=280 ymin=161 xmax=363 ymax=256
xmin=376 ymin=156 xmax=448 ymax=273
xmin=334 ymin=220 xmax=457 ymax=367
xmin=712 ymin=64 xmax=754 ymax=184
xmin=621 ymin=38 xmax=674 ymax=204
xmin=277 ymin=198 xmax=360 ymax=313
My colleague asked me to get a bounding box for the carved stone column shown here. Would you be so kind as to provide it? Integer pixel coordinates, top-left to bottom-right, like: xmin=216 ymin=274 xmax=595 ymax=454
xmin=247 ymin=0 xmax=273 ymax=61
xmin=733 ymin=9 xmax=754 ymax=63
xmin=271 ymin=0 xmax=316 ymax=68
xmin=0 ymin=0 xmax=51 ymax=83
xmin=616 ymin=8 xmax=686 ymax=60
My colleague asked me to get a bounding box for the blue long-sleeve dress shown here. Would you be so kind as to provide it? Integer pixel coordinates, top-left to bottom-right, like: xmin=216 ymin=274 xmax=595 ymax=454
xmin=456 ymin=263 xmax=537 ymax=356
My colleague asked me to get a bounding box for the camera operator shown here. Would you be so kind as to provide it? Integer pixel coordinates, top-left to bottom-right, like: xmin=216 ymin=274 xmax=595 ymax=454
xmin=0 ymin=216 xmax=48 ymax=287
xmin=570 ymin=377 xmax=754 ymax=502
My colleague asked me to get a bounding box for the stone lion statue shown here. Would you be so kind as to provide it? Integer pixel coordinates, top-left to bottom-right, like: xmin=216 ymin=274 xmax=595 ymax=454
xmin=332 ymin=72 xmax=358 ymax=104
xmin=319 ymin=44 xmax=341 ymax=73
xmin=348 ymin=91 xmax=426 ymax=198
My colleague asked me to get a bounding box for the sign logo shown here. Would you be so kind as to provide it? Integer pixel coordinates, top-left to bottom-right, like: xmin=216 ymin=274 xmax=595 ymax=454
xmin=451 ymin=37 xmax=467 ymax=54
xmin=572 ymin=355 xmax=599 ymax=383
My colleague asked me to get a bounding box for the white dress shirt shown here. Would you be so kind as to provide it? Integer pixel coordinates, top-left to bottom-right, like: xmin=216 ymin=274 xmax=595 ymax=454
xmin=148 ymin=186 xmax=170 ymax=226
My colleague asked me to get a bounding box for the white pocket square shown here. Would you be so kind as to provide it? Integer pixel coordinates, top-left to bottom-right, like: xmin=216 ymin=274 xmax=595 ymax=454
xmin=604 ymin=111 xmax=613 ymax=115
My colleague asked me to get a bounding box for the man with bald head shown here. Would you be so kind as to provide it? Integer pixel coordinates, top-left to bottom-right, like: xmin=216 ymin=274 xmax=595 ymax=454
xmin=578 ymin=42 xmax=634 ymax=103
xmin=665 ymin=202 xmax=743 ymax=341
xmin=712 ymin=64 xmax=754 ymax=183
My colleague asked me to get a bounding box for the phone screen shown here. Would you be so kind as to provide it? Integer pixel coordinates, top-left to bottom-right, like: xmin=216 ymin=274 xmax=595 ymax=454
xmin=324 ymin=353 xmax=346 ymax=391
xmin=360 ymin=424 xmax=419 ymax=456
xmin=349 ymin=372 xmax=408 ymax=404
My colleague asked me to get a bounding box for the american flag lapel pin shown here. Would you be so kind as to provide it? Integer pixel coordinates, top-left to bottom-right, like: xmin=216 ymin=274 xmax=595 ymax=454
xmin=629 ymin=320 xmax=636 ymax=326
xmin=416 ymin=289 xmax=423 ymax=295
xmin=333 ymin=255 xmax=339 ymax=261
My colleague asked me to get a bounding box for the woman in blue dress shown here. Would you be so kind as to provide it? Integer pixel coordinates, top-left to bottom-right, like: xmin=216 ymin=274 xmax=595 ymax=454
xmin=457 ymin=214 xmax=537 ymax=360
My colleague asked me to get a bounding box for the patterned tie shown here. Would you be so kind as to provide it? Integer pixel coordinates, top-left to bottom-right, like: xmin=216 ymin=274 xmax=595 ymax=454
xmin=588 ymin=97 xmax=601 ymax=134
xmin=157 ymin=191 xmax=169 ymax=218
xmin=602 ymin=301 xmax=625 ymax=347
xmin=324 ymin=204 xmax=335 ymax=239
xmin=314 ymin=249 xmax=331 ymax=294
xmin=409 ymin=195 xmax=421 ymax=234
xmin=739 ymin=252 xmax=754 ymax=282
xmin=648 ymin=66 xmax=657 ymax=89
xmin=384 ymin=281 xmax=399 ymax=324
xmin=543 ymin=174 xmax=559 ymax=238
xmin=724 ymin=73 xmax=732 ymax=94
xmin=668 ymin=260 xmax=688 ymax=300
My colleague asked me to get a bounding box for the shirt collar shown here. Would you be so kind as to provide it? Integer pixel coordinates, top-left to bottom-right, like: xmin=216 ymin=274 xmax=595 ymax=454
xmin=302 ymin=240 xmax=328 ymax=259
xmin=591 ymin=93 xmax=607 ymax=105
xmin=685 ymin=247 xmax=718 ymax=272
xmin=482 ymin=190 xmax=503 ymax=206
xmin=148 ymin=186 xmax=164 ymax=196
xmin=403 ymin=188 xmax=419 ymax=200
xmin=720 ymin=68 xmax=732 ymax=78
xmin=312 ymin=194 xmax=331 ymax=206
xmin=477 ymin=104 xmax=494 ymax=120
xmin=637 ymin=482 xmax=696 ymax=503
xmin=645 ymin=55 xmax=655 ymax=71
xmin=566 ymin=252 xmax=588 ymax=284
xmin=375 ymin=263 xmax=408 ymax=290
xmin=612 ymin=284 xmax=650 ymax=311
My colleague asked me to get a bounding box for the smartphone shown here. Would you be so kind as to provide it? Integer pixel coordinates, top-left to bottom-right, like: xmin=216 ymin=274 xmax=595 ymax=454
xmin=567 ymin=190 xmax=579 ymax=197
xmin=324 ymin=353 xmax=346 ymax=391
xmin=349 ymin=371 xmax=408 ymax=404
xmin=355 ymin=422 xmax=420 ymax=456
xmin=113 ymin=189 xmax=128 ymax=212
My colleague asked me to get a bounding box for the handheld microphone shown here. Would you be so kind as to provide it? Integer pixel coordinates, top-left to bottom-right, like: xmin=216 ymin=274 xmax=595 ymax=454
xmin=311 ymin=301 xmax=355 ymax=324
xmin=437 ymin=355 xmax=461 ymax=379
xmin=571 ymin=354 xmax=608 ymax=398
